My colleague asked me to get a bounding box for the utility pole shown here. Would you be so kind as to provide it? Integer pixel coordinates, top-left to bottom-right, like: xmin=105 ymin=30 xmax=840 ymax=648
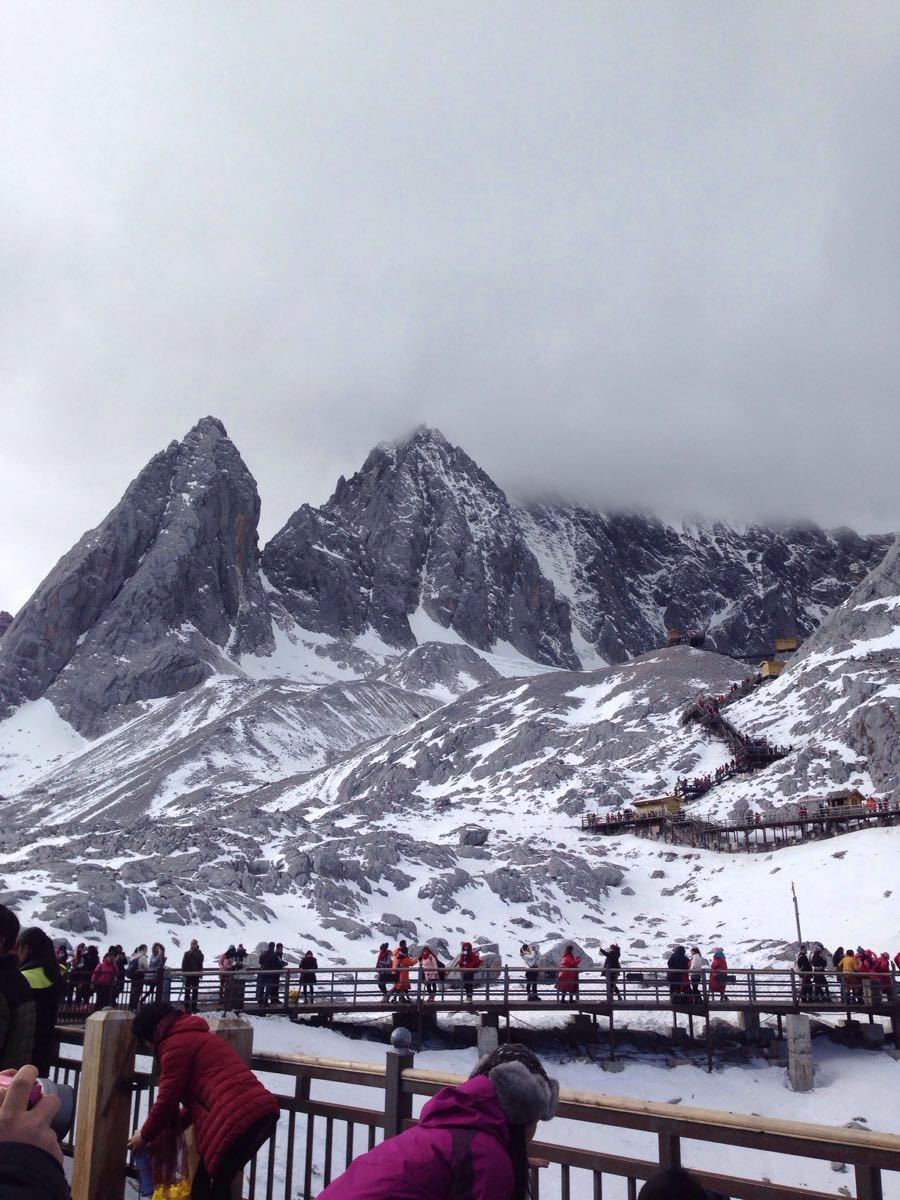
xmin=791 ymin=881 xmax=803 ymax=945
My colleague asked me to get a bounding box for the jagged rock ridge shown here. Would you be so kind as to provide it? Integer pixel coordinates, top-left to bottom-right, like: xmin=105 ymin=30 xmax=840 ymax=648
xmin=0 ymin=418 xmax=891 ymax=740
xmin=520 ymin=507 xmax=892 ymax=664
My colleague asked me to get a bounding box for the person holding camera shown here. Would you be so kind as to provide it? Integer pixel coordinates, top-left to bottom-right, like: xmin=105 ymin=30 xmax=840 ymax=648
xmin=0 ymin=1064 xmax=70 ymax=1200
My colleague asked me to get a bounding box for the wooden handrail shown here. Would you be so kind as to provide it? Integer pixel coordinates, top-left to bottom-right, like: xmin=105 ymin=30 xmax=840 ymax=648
xmin=401 ymin=1069 xmax=900 ymax=1167
xmin=251 ymin=1047 xmax=387 ymax=1088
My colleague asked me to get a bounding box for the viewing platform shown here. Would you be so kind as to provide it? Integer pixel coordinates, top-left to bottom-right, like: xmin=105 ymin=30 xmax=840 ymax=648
xmin=580 ymin=799 xmax=900 ymax=849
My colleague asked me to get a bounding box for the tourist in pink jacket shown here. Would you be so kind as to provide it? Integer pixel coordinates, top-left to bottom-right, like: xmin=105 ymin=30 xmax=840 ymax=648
xmin=317 ymin=1044 xmax=559 ymax=1200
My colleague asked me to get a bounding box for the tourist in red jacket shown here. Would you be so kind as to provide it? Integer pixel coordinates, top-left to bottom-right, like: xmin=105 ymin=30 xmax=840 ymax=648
xmin=128 ymin=1002 xmax=279 ymax=1199
xmin=557 ymin=946 xmax=581 ymax=1004
xmin=709 ymin=949 xmax=728 ymax=999
xmin=458 ymin=942 xmax=482 ymax=1002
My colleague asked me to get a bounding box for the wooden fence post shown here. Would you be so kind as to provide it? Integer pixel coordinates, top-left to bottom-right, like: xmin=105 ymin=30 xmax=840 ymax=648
xmin=384 ymin=1028 xmax=414 ymax=1138
xmin=71 ymin=1009 xmax=136 ymax=1200
xmin=207 ymin=1015 xmax=255 ymax=1200
xmin=658 ymin=1131 xmax=681 ymax=1169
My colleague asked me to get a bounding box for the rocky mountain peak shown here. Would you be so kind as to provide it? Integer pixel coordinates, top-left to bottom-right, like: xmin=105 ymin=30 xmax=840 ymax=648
xmin=0 ymin=417 xmax=273 ymax=736
xmin=263 ymin=430 xmax=579 ymax=668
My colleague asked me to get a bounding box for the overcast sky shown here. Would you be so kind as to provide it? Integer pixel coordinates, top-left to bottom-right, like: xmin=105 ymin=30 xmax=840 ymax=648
xmin=2 ymin=3 xmax=898 ymax=610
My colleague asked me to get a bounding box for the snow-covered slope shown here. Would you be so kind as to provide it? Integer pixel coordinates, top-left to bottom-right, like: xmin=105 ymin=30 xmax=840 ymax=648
xmin=685 ymin=535 xmax=900 ymax=817
xmin=7 ymin=675 xmax=438 ymax=826
xmin=0 ymin=419 xmax=897 ymax=1004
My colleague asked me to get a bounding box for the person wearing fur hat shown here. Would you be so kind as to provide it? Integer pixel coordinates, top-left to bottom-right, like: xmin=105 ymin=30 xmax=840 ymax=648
xmin=316 ymin=1043 xmax=559 ymax=1199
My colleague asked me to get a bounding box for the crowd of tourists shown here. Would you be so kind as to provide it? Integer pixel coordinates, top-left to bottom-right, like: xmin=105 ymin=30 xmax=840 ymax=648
xmin=810 ymin=945 xmax=900 ymax=1005
xmin=35 ymin=928 xmax=900 ymax=1018
xmin=1 ymin=893 xmax=896 ymax=1200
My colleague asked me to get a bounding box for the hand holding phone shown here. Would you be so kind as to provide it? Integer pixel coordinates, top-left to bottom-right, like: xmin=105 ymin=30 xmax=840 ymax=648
xmin=0 ymin=1066 xmax=64 ymax=1166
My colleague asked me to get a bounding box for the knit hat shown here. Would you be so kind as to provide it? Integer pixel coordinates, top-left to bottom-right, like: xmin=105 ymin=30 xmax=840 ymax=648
xmin=379 ymin=943 xmax=389 ymax=951
xmin=469 ymin=1044 xmax=559 ymax=1126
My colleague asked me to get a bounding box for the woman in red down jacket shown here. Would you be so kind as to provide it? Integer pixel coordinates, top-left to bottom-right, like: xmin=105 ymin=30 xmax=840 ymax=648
xmin=90 ymin=948 xmax=119 ymax=1010
xmin=557 ymin=946 xmax=581 ymax=1004
xmin=128 ymin=1001 xmax=279 ymax=1199
xmin=458 ymin=942 xmax=482 ymax=1002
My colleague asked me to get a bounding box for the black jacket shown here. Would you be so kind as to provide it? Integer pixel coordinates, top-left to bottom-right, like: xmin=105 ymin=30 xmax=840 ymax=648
xmin=0 ymin=1144 xmax=69 ymax=1200
xmin=19 ymin=959 xmax=62 ymax=1076
xmin=258 ymin=950 xmax=280 ymax=971
xmin=602 ymin=947 xmax=621 ymax=970
xmin=0 ymin=954 xmax=35 ymax=1070
xmin=181 ymin=948 xmax=204 ymax=972
xmin=666 ymin=949 xmax=690 ymax=984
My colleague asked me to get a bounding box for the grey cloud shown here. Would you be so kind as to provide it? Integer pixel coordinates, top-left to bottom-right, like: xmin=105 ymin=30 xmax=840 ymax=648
xmin=1 ymin=2 xmax=898 ymax=609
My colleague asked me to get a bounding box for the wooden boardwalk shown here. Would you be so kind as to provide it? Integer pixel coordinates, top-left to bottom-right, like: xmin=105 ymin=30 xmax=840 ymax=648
xmin=58 ymin=964 xmax=900 ymax=1062
xmin=581 ymin=802 xmax=900 ymax=849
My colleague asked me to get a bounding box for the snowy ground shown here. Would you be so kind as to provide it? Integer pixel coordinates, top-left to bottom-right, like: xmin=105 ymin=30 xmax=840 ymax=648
xmin=7 ymin=822 xmax=899 ymax=977
xmin=236 ymin=1014 xmax=900 ymax=1199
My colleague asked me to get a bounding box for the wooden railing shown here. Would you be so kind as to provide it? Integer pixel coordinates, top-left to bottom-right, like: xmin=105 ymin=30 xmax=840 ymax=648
xmin=55 ymin=963 xmax=900 ymax=1028
xmin=53 ymin=1015 xmax=900 ymax=1199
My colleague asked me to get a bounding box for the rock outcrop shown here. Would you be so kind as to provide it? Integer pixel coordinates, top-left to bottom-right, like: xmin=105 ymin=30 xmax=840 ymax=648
xmin=374 ymin=642 xmax=500 ymax=701
xmin=0 ymin=613 xmax=12 ymax=639
xmin=0 ymin=417 xmax=274 ymax=735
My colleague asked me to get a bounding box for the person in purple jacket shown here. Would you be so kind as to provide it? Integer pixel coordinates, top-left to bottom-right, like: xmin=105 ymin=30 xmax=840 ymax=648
xmin=318 ymin=1044 xmax=559 ymax=1200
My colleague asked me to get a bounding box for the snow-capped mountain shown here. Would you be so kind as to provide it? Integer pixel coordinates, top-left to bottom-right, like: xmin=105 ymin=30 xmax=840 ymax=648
xmin=0 ymin=417 xmax=889 ymax=741
xmin=0 ymin=417 xmax=275 ymax=736
xmin=698 ymin=533 xmax=900 ymax=813
xmin=262 ymin=426 xmax=579 ymax=669
xmin=0 ymin=416 xmax=896 ymax=956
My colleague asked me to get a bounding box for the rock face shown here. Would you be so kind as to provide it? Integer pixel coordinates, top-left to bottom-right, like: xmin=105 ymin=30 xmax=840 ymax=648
xmin=0 ymin=613 xmax=12 ymax=638
xmin=519 ymin=507 xmax=892 ymax=664
xmin=257 ymin=646 xmax=756 ymax=820
xmin=0 ymin=417 xmax=274 ymax=735
xmin=262 ymin=427 xmax=579 ymax=669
